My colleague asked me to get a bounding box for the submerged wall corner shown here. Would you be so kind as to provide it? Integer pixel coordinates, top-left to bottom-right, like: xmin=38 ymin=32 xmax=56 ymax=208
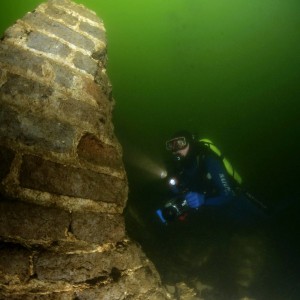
xmin=0 ymin=0 xmax=170 ymax=298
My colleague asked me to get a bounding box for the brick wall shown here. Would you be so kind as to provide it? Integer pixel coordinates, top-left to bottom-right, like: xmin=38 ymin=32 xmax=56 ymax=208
xmin=0 ymin=1 xmax=169 ymax=299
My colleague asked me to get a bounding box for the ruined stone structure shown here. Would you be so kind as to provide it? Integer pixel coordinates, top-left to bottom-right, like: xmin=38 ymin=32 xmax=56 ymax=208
xmin=0 ymin=0 xmax=170 ymax=298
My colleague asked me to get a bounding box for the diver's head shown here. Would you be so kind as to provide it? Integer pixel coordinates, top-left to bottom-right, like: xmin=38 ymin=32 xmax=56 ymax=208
xmin=166 ymin=130 xmax=195 ymax=158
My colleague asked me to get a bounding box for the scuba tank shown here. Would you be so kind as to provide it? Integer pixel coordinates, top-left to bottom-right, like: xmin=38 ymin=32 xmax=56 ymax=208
xmin=199 ymin=138 xmax=243 ymax=185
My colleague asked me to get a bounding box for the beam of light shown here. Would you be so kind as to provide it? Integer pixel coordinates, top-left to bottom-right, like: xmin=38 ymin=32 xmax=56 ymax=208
xmin=122 ymin=143 xmax=167 ymax=179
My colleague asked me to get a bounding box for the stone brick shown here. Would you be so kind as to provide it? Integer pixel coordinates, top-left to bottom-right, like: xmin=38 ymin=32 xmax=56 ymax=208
xmin=0 ymin=43 xmax=44 ymax=77
xmin=0 ymin=291 xmax=74 ymax=300
xmin=3 ymin=22 xmax=27 ymax=40
xmin=49 ymin=0 xmax=102 ymax=24
xmin=0 ymin=104 xmax=20 ymax=142
xmin=80 ymin=75 xmax=109 ymax=102
xmin=0 ymin=67 xmax=7 ymax=87
xmin=73 ymin=52 xmax=98 ymax=75
xmin=0 ymin=243 xmax=31 ymax=282
xmin=51 ymin=63 xmax=75 ymax=88
xmin=45 ymin=4 xmax=78 ymax=26
xmin=27 ymin=31 xmax=71 ymax=58
xmin=0 ymin=103 xmax=74 ymax=152
xmin=79 ymin=22 xmax=106 ymax=41
xmin=20 ymin=155 xmax=127 ymax=204
xmin=120 ymin=266 xmax=166 ymax=297
xmin=120 ymin=266 xmax=164 ymax=295
xmin=1 ymin=73 xmax=53 ymax=99
xmin=91 ymin=47 xmax=107 ymax=67
xmin=75 ymin=285 xmax=122 ymax=300
xmin=23 ymin=12 xmax=95 ymax=52
xmin=0 ymin=200 xmax=69 ymax=241
xmin=94 ymin=68 xmax=112 ymax=99
xmin=0 ymin=43 xmax=75 ymax=89
xmin=34 ymin=242 xmax=144 ymax=283
xmin=55 ymin=97 xmax=106 ymax=129
xmin=0 ymin=147 xmax=15 ymax=182
xmin=75 ymin=266 xmax=167 ymax=300
xmin=71 ymin=211 xmax=125 ymax=244
xmin=77 ymin=134 xmax=123 ymax=170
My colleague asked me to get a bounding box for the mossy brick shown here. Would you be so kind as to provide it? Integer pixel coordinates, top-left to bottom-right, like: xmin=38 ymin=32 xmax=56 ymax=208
xmin=45 ymin=4 xmax=78 ymax=26
xmin=27 ymin=31 xmax=71 ymax=58
xmin=0 ymin=43 xmax=44 ymax=77
xmin=20 ymin=155 xmax=127 ymax=204
xmin=80 ymin=75 xmax=107 ymax=102
xmin=51 ymin=63 xmax=75 ymax=88
xmin=73 ymin=51 xmax=98 ymax=75
xmin=35 ymin=251 xmax=108 ymax=283
xmin=3 ymin=23 xmax=27 ymax=40
xmin=1 ymin=73 xmax=53 ymax=99
xmin=0 ymin=243 xmax=31 ymax=282
xmin=71 ymin=211 xmax=125 ymax=244
xmin=0 ymin=68 xmax=6 ymax=85
xmin=0 ymin=200 xmax=69 ymax=241
xmin=0 ymin=290 xmax=74 ymax=300
xmin=0 ymin=43 xmax=75 ymax=88
xmin=49 ymin=0 xmax=102 ymax=24
xmin=94 ymin=68 xmax=113 ymax=99
xmin=73 ymin=266 xmax=164 ymax=300
xmin=0 ymin=147 xmax=15 ymax=182
xmin=23 ymin=12 xmax=95 ymax=52
xmin=77 ymin=133 xmax=123 ymax=170
xmin=123 ymin=266 xmax=164 ymax=296
xmin=0 ymin=105 xmax=20 ymax=143
xmin=91 ymin=47 xmax=107 ymax=67
xmin=34 ymin=242 xmax=144 ymax=283
xmin=0 ymin=103 xmax=74 ymax=153
xmin=79 ymin=21 xmax=106 ymax=41
xmin=55 ymin=97 xmax=106 ymax=129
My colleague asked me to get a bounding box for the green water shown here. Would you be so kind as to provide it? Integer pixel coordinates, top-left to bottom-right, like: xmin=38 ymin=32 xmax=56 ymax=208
xmin=1 ymin=1 xmax=300 ymax=298
xmin=1 ymin=0 xmax=299 ymax=199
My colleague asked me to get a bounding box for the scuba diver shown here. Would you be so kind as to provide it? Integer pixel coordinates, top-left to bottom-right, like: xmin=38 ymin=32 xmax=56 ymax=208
xmin=153 ymin=131 xmax=296 ymax=300
xmin=156 ymin=130 xmax=267 ymax=227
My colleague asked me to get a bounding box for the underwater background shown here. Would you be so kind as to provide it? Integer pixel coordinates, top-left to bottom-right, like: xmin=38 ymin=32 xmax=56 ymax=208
xmin=1 ymin=0 xmax=300 ymax=299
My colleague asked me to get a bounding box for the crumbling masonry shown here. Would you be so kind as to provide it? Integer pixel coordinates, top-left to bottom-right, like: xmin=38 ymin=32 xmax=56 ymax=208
xmin=0 ymin=0 xmax=170 ymax=299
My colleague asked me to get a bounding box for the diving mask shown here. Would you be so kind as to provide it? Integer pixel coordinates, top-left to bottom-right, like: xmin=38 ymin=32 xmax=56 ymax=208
xmin=166 ymin=136 xmax=188 ymax=152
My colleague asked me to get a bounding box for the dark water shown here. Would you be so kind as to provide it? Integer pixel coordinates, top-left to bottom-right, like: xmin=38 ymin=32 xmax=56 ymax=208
xmin=1 ymin=1 xmax=300 ymax=299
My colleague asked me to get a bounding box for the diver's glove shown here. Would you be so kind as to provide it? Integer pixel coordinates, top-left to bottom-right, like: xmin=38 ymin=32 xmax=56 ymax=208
xmin=156 ymin=209 xmax=167 ymax=224
xmin=185 ymin=192 xmax=204 ymax=209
